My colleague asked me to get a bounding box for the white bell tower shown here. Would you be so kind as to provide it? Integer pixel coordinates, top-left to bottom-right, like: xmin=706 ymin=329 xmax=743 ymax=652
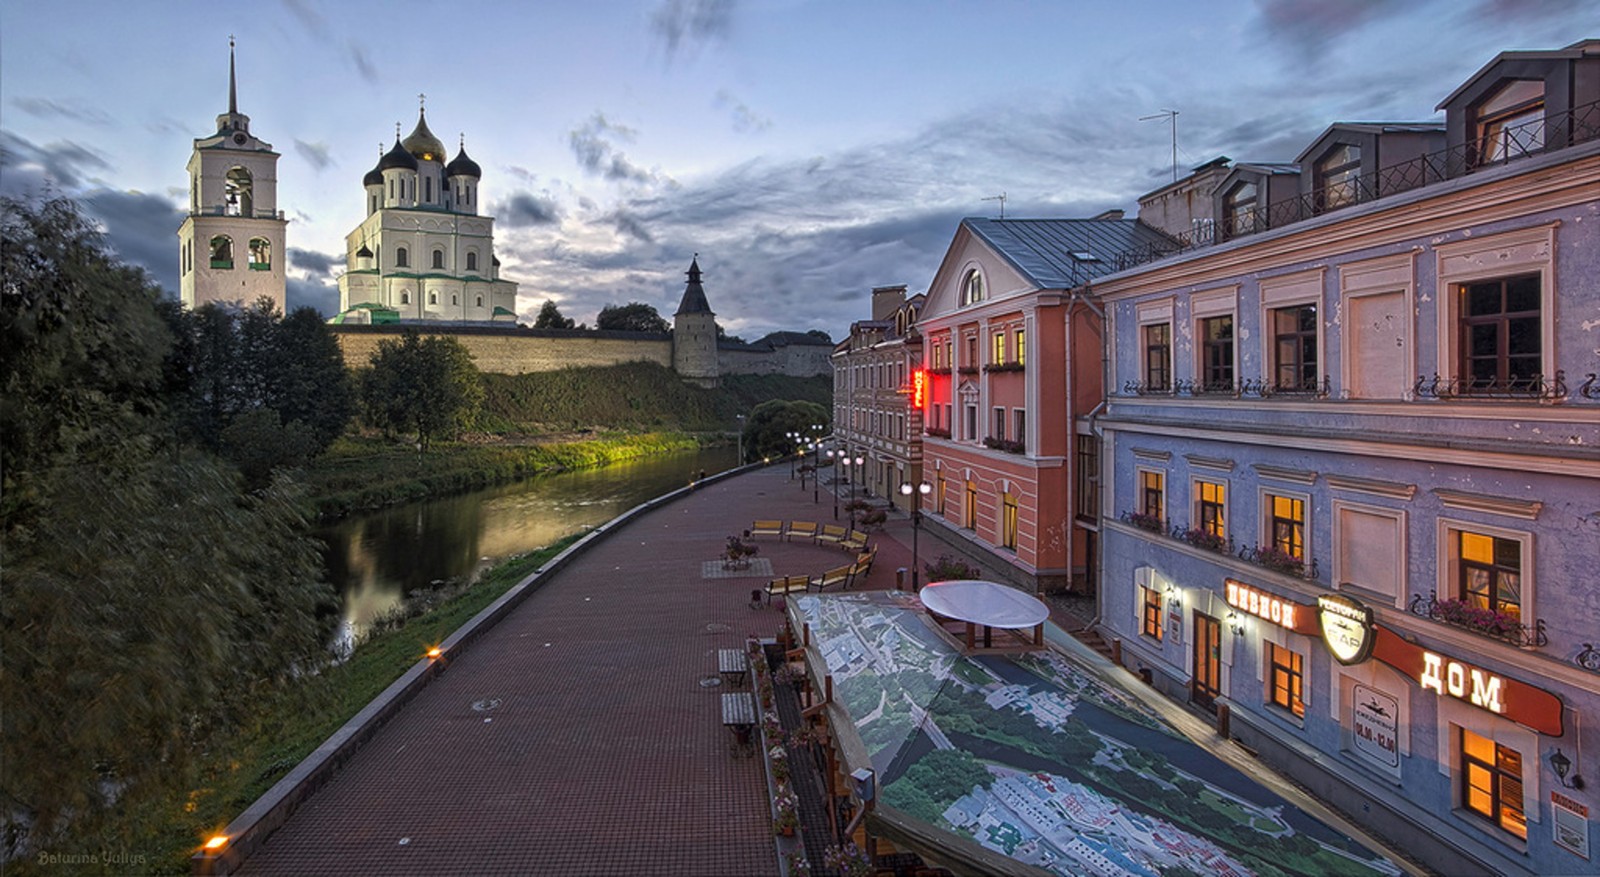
xmin=177 ymin=38 xmax=287 ymax=311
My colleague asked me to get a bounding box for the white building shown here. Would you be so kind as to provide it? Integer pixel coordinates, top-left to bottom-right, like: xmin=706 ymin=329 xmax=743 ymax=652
xmin=333 ymin=104 xmax=517 ymax=324
xmin=177 ymin=41 xmax=287 ymax=312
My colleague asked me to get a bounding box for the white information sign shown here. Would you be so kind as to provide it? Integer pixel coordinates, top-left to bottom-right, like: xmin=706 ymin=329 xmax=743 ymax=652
xmin=1553 ymin=791 xmax=1591 ymax=860
xmin=1350 ymin=684 xmax=1400 ymax=770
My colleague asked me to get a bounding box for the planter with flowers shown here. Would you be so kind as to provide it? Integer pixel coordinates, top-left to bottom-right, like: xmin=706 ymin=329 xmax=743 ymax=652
xmin=773 ymin=786 xmax=800 ymax=837
xmin=723 ymin=535 xmax=760 ymax=570
xmin=823 ymin=842 xmax=872 ymax=877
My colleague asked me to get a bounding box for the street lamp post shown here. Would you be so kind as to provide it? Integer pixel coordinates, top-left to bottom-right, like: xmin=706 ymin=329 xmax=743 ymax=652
xmin=900 ymin=481 xmax=933 ymax=591
xmin=736 ymin=414 xmax=745 ymax=464
xmin=828 ymin=449 xmax=840 ymax=520
xmin=846 ymin=453 xmax=864 ymax=529
xmin=811 ymin=443 xmax=821 ymax=504
xmin=787 ymin=431 xmax=799 ymax=479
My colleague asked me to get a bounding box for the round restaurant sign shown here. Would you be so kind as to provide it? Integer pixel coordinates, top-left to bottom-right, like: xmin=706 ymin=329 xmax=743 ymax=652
xmin=1318 ymin=593 xmax=1375 ymax=665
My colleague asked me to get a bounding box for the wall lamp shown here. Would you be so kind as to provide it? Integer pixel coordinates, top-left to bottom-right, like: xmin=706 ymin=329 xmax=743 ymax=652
xmin=1550 ymin=748 xmax=1586 ymax=790
xmin=1226 ymin=611 xmax=1244 ymax=637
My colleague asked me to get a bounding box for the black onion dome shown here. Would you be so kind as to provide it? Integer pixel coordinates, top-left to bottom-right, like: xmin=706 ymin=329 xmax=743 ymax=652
xmin=363 ymin=162 xmax=384 ymax=186
xmin=446 ymin=146 xmax=481 ymax=179
xmin=378 ymin=137 xmax=418 ymax=172
xmin=355 ymin=244 xmax=373 ymax=258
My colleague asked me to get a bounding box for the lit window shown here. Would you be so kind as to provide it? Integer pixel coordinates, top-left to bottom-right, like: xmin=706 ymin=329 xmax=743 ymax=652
xmin=1475 ymin=79 xmax=1544 ymax=165
xmin=1002 ymin=493 xmax=1018 ymax=549
xmin=992 ymin=332 xmax=1006 ymax=365
xmin=1144 ymin=323 xmax=1171 ymax=391
xmin=1271 ymin=304 xmax=1318 ymax=392
xmin=1315 ymin=144 xmax=1362 ymax=211
xmin=965 ymin=479 xmax=978 ymax=529
xmin=1458 ymin=530 xmax=1522 ymax=621
xmin=1197 ymin=481 xmax=1226 ymax=538
xmin=1141 ymin=585 xmax=1163 ymax=641
xmin=1140 ymin=471 xmax=1164 ymax=522
xmin=1015 ymin=329 xmax=1026 ymax=365
xmin=1268 ymin=494 xmax=1305 ymax=560
xmin=1459 ymin=274 xmax=1541 ymax=393
xmin=1267 ymin=642 xmax=1305 ymax=718
xmin=1461 ymin=729 xmax=1527 ymax=839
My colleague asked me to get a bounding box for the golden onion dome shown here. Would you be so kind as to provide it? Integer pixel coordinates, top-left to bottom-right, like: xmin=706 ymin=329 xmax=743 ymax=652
xmin=402 ymin=110 xmax=446 ymax=163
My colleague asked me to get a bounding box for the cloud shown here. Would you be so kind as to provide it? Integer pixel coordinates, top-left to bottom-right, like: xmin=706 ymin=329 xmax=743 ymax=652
xmin=287 ymin=275 xmax=340 ymax=317
xmin=649 ymin=0 xmax=735 ymax=59
xmin=10 ymin=97 xmax=113 ymax=126
xmin=81 ymin=189 xmax=185 ymax=296
xmin=0 ymin=131 xmax=113 ymax=194
xmin=294 ymin=139 xmax=334 ymax=171
xmin=500 ymin=191 xmax=562 ymax=227
xmin=714 ymin=90 xmax=771 ymax=134
xmin=611 ymin=210 xmax=654 ymax=244
xmin=568 ymin=113 xmax=659 ymax=184
xmin=347 ymin=41 xmax=378 ymax=84
xmin=1251 ymin=0 xmax=1411 ymax=62
xmin=288 ymin=247 xmax=339 ymax=276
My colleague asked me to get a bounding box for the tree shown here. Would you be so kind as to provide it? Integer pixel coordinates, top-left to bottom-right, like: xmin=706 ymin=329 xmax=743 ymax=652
xmin=595 ymin=301 xmax=669 ymax=333
xmin=359 ymin=331 xmax=484 ymax=450
xmin=532 ymin=300 xmax=576 ymax=329
xmin=740 ymin=398 xmax=830 ymax=462
xmin=805 ymin=329 xmax=832 ymax=343
xmin=1 ymin=197 xmax=336 ymax=846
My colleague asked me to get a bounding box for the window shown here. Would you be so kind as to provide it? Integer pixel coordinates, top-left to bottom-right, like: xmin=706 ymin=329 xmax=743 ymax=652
xmin=248 ymin=238 xmax=271 ymax=270
xmin=452 ymin=294 xmax=458 ymax=305
xmin=1315 ymin=144 xmax=1362 ymax=211
xmin=1140 ymin=471 xmax=1165 ymax=521
xmin=1013 ymin=409 xmax=1026 ymax=446
xmin=992 ymin=332 xmax=1006 ymax=365
xmin=1461 ymin=729 xmax=1527 ymax=839
xmin=1075 ymin=435 xmax=1098 ymax=521
xmin=432 ymin=249 xmax=445 ymax=269
xmin=1223 ymin=181 xmax=1258 ymax=237
xmin=428 ymin=291 xmax=438 ymax=305
xmin=1459 ymin=274 xmax=1540 ymax=392
xmin=936 ymin=471 xmax=947 ymax=515
xmin=1200 ymin=315 xmax=1234 ymax=391
xmin=960 ymin=270 xmax=985 ymax=306
xmin=1268 ymin=494 xmax=1305 ymax=560
xmin=467 ymin=251 xmax=478 ymax=271
xmin=400 ymin=291 xmax=410 ymax=305
xmin=1475 ymin=79 xmax=1544 ymax=165
xmin=1141 ymin=584 xmax=1164 ymax=641
xmin=965 ymin=336 xmax=977 ymax=369
xmin=424 ymin=175 xmax=432 ymax=202
xmin=209 ymin=235 xmax=233 ymax=268
xmin=964 ymin=404 xmax=977 ymax=440
xmin=396 ymin=246 xmax=409 ymax=268
xmin=370 ymin=194 xmax=378 ymax=214
xmin=964 ymin=479 xmax=978 ymax=529
xmin=476 ymin=295 xmax=483 ymax=307
xmin=1143 ymin=323 xmax=1171 ymax=391
xmin=224 ymin=166 xmax=253 ymax=216
xmin=1197 ymin=481 xmax=1226 ymax=538
xmin=1002 ymin=493 xmax=1018 ymax=550
xmin=992 ymin=407 xmax=1006 ymax=440
xmin=1267 ymin=642 xmax=1305 ymax=718
xmin=1458 ymin=531 xmax=1522 ymax=621
xmin=1271 ymin=304 xmax=1318 ymax=392
xmin=1015 ymin=329 xmax=1026 ymax=365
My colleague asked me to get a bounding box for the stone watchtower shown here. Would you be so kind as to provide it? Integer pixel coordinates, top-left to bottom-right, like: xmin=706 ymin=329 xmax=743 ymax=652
xmin=672 ymin=256 xmax=720 ymax=388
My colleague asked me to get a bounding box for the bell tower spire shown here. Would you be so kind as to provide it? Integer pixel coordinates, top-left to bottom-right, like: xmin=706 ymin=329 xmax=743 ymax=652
xmin=228 ymin=35 xmax=238 ymax=115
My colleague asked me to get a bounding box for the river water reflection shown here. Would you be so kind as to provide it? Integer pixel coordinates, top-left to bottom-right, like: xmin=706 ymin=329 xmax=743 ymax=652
xmin=320 ymin=445 xmax=738 ymax=644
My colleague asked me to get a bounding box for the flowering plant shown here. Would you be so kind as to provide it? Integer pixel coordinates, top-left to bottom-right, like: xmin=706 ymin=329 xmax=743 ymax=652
xmin=1252 ymin=545 xmax=1305 ymax=576
xmin=723 ymin=535 xmax=760 ymax=567
xmin=1181 ymin=527 xmax=1228 ymax=553
xmin=1434 ymin=598 xmax=1522 ymax=640
xmin=785 ymin=850 xmax=812 ymax=876
xmin=823 ymin=842 xmax=872 ymax=877
xmin=773 ymin=786 xmax=800 ymax=834
xmin=924 ymin=554 xmax=979 ymax=583
xmin=1126 ymin=511 xmax=1164 ymax=533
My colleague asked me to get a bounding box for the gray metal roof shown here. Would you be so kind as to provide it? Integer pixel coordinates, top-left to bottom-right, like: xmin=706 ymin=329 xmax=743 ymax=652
xmin=962 ymin=218 xmax=1178 ymax=289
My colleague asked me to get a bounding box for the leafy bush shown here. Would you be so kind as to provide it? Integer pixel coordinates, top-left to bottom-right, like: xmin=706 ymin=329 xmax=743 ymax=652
xmin=924 ymin=554 xmax=980 ymax=583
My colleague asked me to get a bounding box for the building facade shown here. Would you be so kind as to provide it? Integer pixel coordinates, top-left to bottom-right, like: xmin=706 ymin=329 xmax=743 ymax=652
xmin=1094 ymin=40 xmax=1600 ymax=877
xmin=914 ymin=217 xmax=1174 ymax=592
xmin=177 ymin=42 xmax=287 ymax=312
xmin=831 ymin=286 xmax=925 ymax=507
xmin=333 ymin=105 xmax=517 ymax=324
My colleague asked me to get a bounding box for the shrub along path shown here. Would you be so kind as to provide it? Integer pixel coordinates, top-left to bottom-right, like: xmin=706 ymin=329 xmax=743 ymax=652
xmin=234 ymin=463 xmax=910 ymax=877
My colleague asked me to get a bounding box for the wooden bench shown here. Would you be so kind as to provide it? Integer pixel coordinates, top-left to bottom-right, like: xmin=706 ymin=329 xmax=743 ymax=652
xmin=721 ymin=691 xmax=756 ymax=750
xmin=751 ymin=520 xmax=785 ymax=539
xmin=850 ymin=549 xmax=877 ymax=581
xmin=786 ymin=521 xmax=819 ymax=542
xmin=816 ymin=524 xmax=848 ymax=548
xmin=840 ymin=529 xmax=869 ymax=553
xmin=765 ymin=575 xmax=810 ymax=605
xmin=717 ymin=647 xmax=750 ymax=688
xmin=811 ymin=564 xmax=854 ymax=592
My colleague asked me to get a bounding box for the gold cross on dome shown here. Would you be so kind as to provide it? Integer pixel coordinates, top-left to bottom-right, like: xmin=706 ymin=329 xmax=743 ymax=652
xmin=418 ymin=92 xmax=426 ymax=111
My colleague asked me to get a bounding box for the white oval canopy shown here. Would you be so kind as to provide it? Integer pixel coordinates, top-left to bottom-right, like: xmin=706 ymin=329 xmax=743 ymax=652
xmin=919 ymin=580 xmax=1049 ymax=629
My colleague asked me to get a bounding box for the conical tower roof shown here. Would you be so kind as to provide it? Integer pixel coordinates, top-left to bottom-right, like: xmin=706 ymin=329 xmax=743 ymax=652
xmin=674 ymin=256 xmax=714 ymax=316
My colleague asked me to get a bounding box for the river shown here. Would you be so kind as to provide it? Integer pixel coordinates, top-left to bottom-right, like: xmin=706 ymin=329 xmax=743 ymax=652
xmin=320 ymin=444 xmax=739 ymax=647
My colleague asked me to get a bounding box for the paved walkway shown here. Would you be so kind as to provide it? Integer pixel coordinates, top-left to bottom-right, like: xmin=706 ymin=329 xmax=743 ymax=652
xmin=237 ymin=464 xmax=942 ymax=877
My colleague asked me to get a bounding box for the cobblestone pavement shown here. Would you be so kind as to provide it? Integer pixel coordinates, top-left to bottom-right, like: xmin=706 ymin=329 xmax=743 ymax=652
xmin=238 ymin=464 xmax=948 ymax=877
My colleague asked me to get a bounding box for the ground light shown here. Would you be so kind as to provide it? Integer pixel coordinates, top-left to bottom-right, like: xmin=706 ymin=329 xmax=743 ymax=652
xmin=203 ymin=835 xmax=228 ymax=852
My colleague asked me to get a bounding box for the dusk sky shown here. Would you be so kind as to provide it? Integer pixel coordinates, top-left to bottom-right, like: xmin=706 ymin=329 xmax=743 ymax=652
xmin=0 ymin=1 xmax=1590 ymax=341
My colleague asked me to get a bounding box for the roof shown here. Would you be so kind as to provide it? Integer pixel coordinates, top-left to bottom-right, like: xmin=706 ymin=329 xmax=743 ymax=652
xmin=1294 ymin=122 xmax=1445 ymax=163
xmin=674 ymin=257 xmax=713 ymax=316
xmin=446 ymin=143 xmax=482 ymax=179
xmin=1437 ymin=38 xmax=1600 ymax=109
xmin=962 ymin=217 xmax=1179 ymax=289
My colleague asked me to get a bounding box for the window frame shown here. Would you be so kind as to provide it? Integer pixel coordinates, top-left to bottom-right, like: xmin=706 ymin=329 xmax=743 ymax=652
xmin=396 ymin=246 xmax=409 ymax=269
xmin=432 ymin=248 xmax=445 ymax=270
xmin=1458 ymin=273 xmax=1542 ymax=393
xmin=1198 ymin=315 xmax=1235 ymax=391
xmin=1271 ymin=303 xmax=1320 ymax=393
xmin=1001 ymin=492 xmax=1018 ymax=550
xmin=1194 ymin=478 xmax=1227 ymax=539
xmin=1314 ymin=143 xmax=1363 ymax=212
xmin=1137 ymin=468 xmax=1166 ymax=523
xmin=1015 ymin=329 xmax=1026 ymax=365
xmin=1143 ymin=322 xmax=1172 ymax=392
xmin=1222 ymin=180 xmax=1259 ymax=238
xmin=1262 ymin=489 xmax=1309 ymax=561
xmin=1435 ymin=227 xmax=1555 ymax=393
xmin=1266 ymin=641 xmax=1306 ymax=719
xmin=1141 ymin=584 xmax=1164 ymax=641
xmin=960 ymin=269 xmax=986 ymax=307
xmin=1438 ymin=517 xmax=1534 ymax=629
xmin=992 ymin=331 xmax=1006 ymax=365
xmin=1473 ymin=79 xmax=1545 ymax=166
xmin=1459 ymin=728 xmax=1528 ymax=840
xmin=964 ymin=478 xmax=978 ymax=530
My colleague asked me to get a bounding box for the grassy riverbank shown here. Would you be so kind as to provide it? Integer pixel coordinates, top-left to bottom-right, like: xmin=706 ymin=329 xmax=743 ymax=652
xmin=46 ymin=538 xmax=581 ymax=876
xmin=300 ymin=430 xmax=709 ymax=519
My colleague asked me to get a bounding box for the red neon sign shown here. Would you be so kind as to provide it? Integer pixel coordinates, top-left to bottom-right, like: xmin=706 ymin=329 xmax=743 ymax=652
xmin=911 ymin=369 xmax=927 ymax=409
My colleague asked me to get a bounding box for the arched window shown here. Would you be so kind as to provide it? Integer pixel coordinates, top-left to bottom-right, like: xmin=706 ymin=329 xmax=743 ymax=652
xmin=960 ymin=270 xmax=985 ymax=306
xmin=370 ymin=195 xmax=377 ymax=215
xmin=248 ymin=238 xmax=271 ymax=270
xmin=209 ymin=235 xmax=234 ymax=268
xmin=396 ymin=247 xmax=409 ymax=268
xmin=476 ymin=295 xmax=483 ymax=307
xmin=400 ymin=291 xmax=410 ymax=305
xmin=429 ymin=291 xmax=438 ymax=305
xmin=432 ymin=249 xmax=445 ymax=269
xmin=424 ymin=176 xmax=432 ymax=202
xmin=466 ymin=251 xmax=478 ymax=271
xmin=225 ymin=167 xmax=253 ymax=216
xmin=452 ymin=294 xmax=459 ymax=305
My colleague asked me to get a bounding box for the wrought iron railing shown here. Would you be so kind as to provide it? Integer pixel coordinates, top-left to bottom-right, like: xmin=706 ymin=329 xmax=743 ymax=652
xmin=1117 ymin=511 xmax=1320 ymax=581
xmin=1408 ymin=589 xmax=1547 ymax=648
xmin=1109 ymin=99 xmax=1600 ymax=274
xmin=1579 ymin=373 xmax=1600 ymax=400
xmin=1414 ymin=371 xmax=1567 ymax=401
xmin=1121 ymin=375 xmax=1331 ymax=399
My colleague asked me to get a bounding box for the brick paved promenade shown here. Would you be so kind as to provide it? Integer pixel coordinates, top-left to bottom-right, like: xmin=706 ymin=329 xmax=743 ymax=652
xmin=237 ymin=463 xmax=933 ymax=877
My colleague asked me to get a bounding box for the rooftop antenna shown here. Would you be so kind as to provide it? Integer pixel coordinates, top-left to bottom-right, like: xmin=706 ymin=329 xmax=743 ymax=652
xmin=1140 ymin=109 xmax=1179 ymax=183
xmin=981 ymin=192 xmax=1007 ymax=219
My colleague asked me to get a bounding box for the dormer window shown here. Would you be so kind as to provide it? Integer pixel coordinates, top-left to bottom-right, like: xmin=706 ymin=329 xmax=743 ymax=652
xmin=1315 ymin=144 xmax=1362 ymax=212
xmin=960 ymin=269 xmax=985 ymax=307
xmin=1223 ymin=181 xmax=1259 ymax=238
xmin=1475 ymin=79 xmax=1544 ymax=165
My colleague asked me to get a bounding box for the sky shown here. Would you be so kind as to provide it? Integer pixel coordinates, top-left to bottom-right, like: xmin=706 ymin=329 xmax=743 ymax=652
xmin=0 ymin=1 xmax=1592 ymax=342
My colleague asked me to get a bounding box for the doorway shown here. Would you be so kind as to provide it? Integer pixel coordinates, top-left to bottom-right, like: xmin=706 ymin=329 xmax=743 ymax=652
xmin=1192 ymin=611 xmax=1222 ymax=712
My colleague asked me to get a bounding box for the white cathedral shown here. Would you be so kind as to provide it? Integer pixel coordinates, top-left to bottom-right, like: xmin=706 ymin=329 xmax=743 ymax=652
xmin=178 ymin=43 xmax=516 ymax=323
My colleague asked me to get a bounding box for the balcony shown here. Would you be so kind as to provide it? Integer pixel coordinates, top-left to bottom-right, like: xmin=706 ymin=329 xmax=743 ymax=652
xmin=982 ymin=437 xmax=1025 ymax=455
xmin=1120 ymin=376 xmax=1331 ymax=399
xmin=1408 ymin=590 xmax=1547 ymax=648
xmin=983 ymin=362 xmax=1025 ymax=374
xmin=1118 ymin=511 xmax=1321 ymax=581
xmin=1414 ymin=372 xmax=1567 ymax=402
